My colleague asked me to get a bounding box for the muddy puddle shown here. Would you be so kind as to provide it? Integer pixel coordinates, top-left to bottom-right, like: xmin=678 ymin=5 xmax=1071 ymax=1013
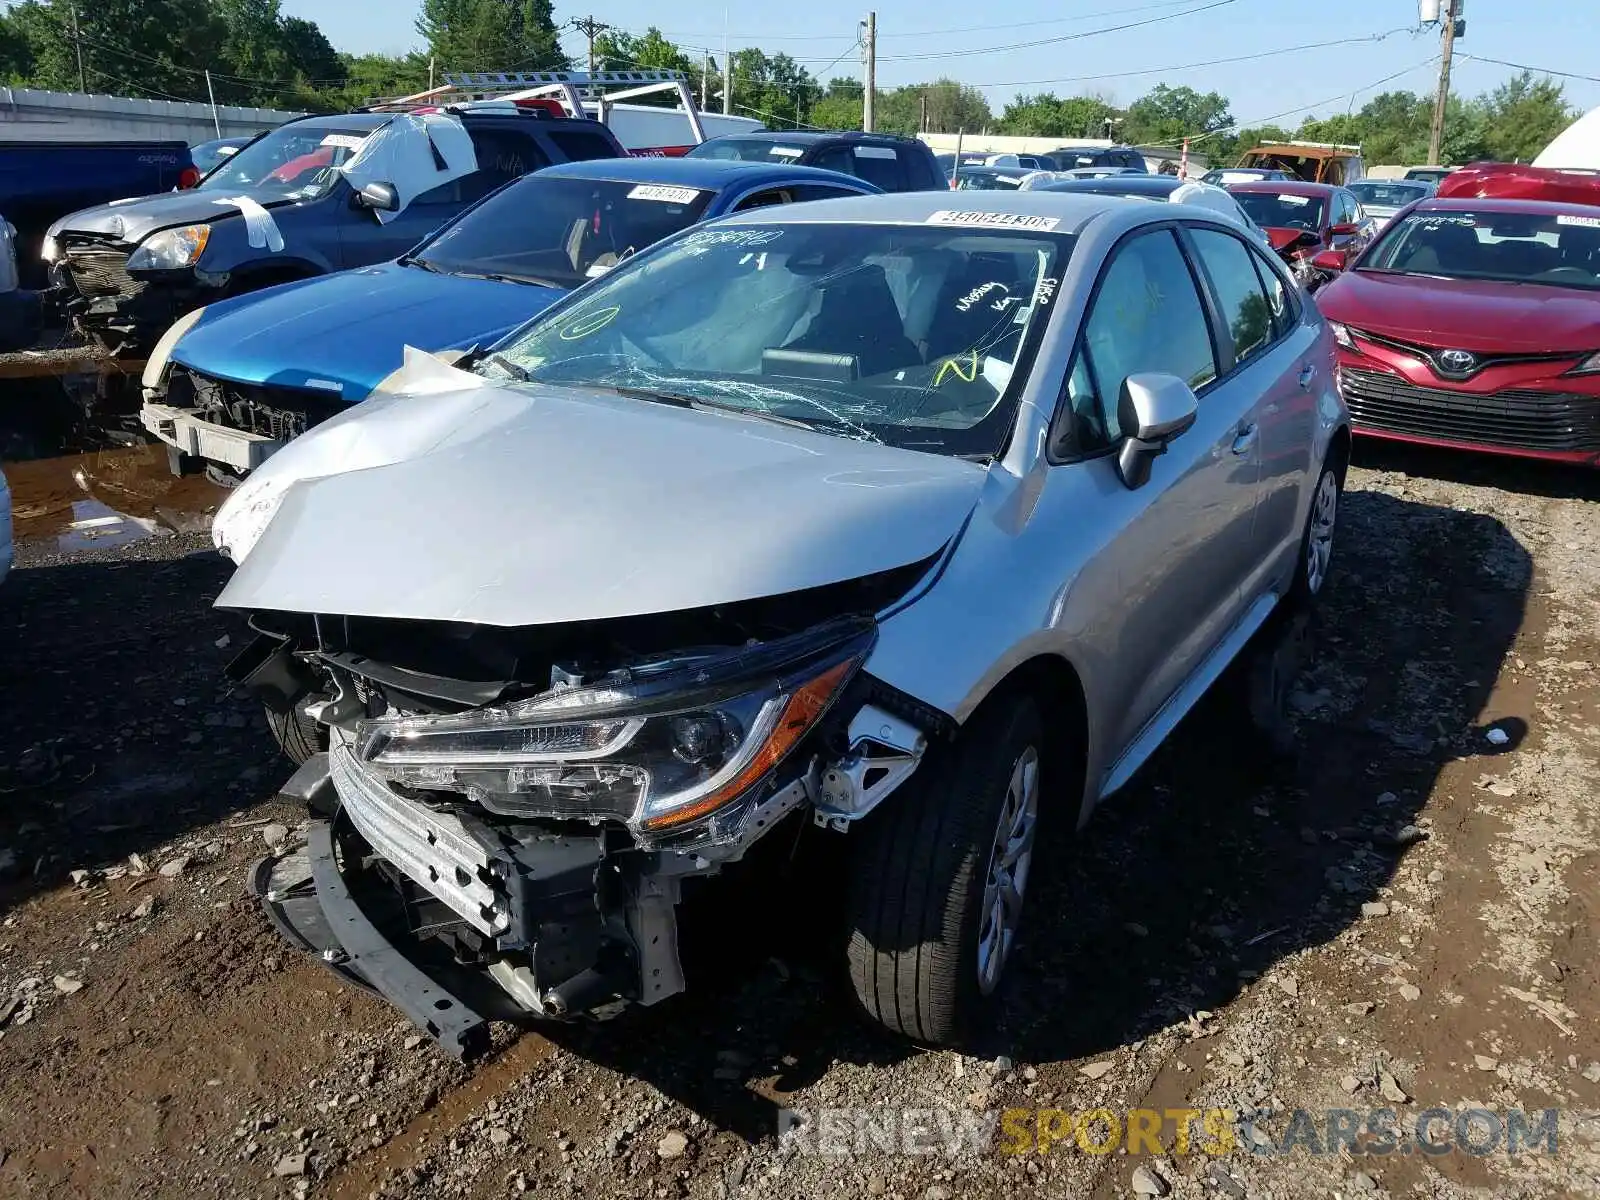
xmin=2 ymin=371 xmax=227 ymax=555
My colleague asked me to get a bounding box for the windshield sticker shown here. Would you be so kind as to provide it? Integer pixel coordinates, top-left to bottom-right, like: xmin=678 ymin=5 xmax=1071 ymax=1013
xmin=628 ymin=184 xmax=701 ymax=204
xmin=855 ymin=146 xmax=898 ymax=160
xmin=680 ymin=228 xmax=785 ymax=252
xmin=1557 ymin=213 xmax=1600 ymax=228
xmin=1276 ymin=194 xmax=1311 ymax=206
xmin=934 ymin=351 xmax=980 ymax=386
xmin=320 ymin=134 xmax=367 ymax=150
xmin=1412 ymin=214 xmax=1477 ymax=227
xmin=559 ymin=306 xmax=620 ymax=340
xmin=768 ymin=146 xmax=804 ymax=158
xmin=927 ymin=210 xmax=1061 ymax=231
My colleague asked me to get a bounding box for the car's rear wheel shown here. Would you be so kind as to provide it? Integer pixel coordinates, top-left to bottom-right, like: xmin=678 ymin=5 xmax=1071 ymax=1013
xmin=1292 ymin=459 xmax=1342 ymax=602
xmin=845 ymin=696 xmax=1048 ymax=1046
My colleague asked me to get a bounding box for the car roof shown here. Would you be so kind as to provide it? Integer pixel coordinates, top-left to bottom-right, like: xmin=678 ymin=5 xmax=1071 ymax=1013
xmin=539 ymin=156 xmax=875 ymax=191
xmin=1229 ymin=181 xmax=1338 ymax=196
xmin=702 ymin=189 xmax=1137 ymax=234
xmin=1042 ymin=175 xmax=1182 ymax=197
xmin=1414 ymin=196 xmax=1600 ymax=218
xmin=696 ymin=129 xmax=910 ymax=147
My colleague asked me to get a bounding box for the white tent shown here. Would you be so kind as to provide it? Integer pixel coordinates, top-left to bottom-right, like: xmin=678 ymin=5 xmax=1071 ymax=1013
xmin=1534 ymin=107 xmax=1600 ymax=170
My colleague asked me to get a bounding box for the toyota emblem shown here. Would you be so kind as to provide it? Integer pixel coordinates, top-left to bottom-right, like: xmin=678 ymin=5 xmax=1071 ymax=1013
xmin=1438 ymin=349 xmax=1477 ymax=374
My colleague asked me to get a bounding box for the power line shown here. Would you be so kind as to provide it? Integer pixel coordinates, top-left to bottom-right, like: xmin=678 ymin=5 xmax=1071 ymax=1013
xmin=1455 ymin=53 xmax=1600 ymax=84
xmin=1186 ymin=56 xmax=1440 ymax=145
xmin=625 ymin=0 xmax=1211 ymax=43
xmin=876 ymin=0 xmax=1236 ymax=62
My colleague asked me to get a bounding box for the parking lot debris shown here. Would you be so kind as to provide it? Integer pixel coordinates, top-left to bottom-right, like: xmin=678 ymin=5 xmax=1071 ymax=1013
xmin=130 ymin=896 xmax=157 ymax=920
xmin=272 ymin=1152 xmax=307 ymax=1177
xmin=1581 ymin=1063 xmax=1600 ymax=1083
xmin=1350 ymin=1170 xmax=1379 ymax=1193
xmin=68 ymin=869 xmax=92 ymax=887
xmin=127 ymin=853 xmax=149 ymax=876
xmin=1340 ymin=1074 xmax=1363 ymax=1094
xmin=1474 ymin=1055 xmax=1499 ymax=1071
xmin=158 ymin=855 xmax=190 ymax=878
xmin=1079 ymin=1061 xmax=1114 ymax=1079
xmin=1486 ymin=727 xmax=1511 ymax=746
xmin=1398 ymin=984 xmax=1421 ymax=1002
xmin=1276 ymin=976 xmax=1299 ymax=998
xmin=261 ymin=824 xmax=290 ymax=850
xmin=1361 ymin=901 xmax=1390 ymax=918
xmin=52 ymin=975 xmax=83 ymax=995
xmin=1206 ymin=1161 xmax=1247 ymax=1199
xmin=656 ymin=1130 xmax=689 ymax=1159
xmin=1132 ymin=1163 xmax=1171 ymax=1196
xmin=1378 ymin=1068 xmax=1410 ymax=1104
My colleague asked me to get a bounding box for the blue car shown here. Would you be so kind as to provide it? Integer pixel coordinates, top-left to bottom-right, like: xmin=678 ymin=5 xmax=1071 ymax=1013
xmin=140 ymin=157 xmax=881 ymax=480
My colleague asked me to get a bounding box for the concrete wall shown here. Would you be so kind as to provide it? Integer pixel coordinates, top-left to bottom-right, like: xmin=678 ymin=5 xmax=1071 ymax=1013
xmin=0 ymin=86 xmax=305 ymax=145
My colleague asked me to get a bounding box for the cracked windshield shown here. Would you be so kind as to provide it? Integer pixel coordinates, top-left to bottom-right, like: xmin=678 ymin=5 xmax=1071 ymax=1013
xmin=194 ymin=121 xmax=373 ymax=199
xmin=480 ymin=221 xmax=1073 ymax=456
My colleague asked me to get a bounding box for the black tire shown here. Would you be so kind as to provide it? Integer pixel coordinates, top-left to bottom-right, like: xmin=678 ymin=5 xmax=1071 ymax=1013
xmin=846 ymin=696 xmax=1048 ymax=1047
xmin=264 ymin=702 xmax=325 ymax=766
xmin=1288 ymin=455 xmax=1343 ymax=606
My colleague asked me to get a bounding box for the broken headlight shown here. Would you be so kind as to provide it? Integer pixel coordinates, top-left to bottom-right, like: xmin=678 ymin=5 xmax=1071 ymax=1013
xmin=355 ymin=623 xmax=872 ymax=833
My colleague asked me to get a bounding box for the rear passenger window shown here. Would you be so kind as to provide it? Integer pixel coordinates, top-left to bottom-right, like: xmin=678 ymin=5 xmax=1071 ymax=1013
xmin=787 ymin=183 xmax=865 ymax=203
xmin=547 ymin=130 xmax=621 ymax=162
xmin=850 ymin=146 xmax=907 ymax=192
xmin=1072 ymin=229 xmax=1218 ymax=443
xmin=1190 ymin=228 xmax=1275 ymax=369
xmin=898 ymin=148 xmax=940 ymax=190
xmin=1246 ymin=242 xmax=1296 ymax=334
xmin=463 ymin=128 xmax=548 ymax=197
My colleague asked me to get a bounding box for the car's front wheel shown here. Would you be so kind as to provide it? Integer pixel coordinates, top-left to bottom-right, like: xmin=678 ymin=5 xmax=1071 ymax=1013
xmin=845 ymin=696 xmax=1048 ymax=1046
xmin=1292 ymin=458 xmax=1342 ymax=602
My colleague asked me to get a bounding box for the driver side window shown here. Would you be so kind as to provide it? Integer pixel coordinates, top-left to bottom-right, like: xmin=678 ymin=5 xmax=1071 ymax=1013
xmin=1060 ymin=229 xmax=1217 ymax=452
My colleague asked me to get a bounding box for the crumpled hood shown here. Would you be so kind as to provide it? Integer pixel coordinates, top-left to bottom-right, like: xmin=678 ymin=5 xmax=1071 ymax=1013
xmin=214 ymin=354 xmax=987 ymax=627
xmin=48 ymin=189 xmax=272 ymax=244
xmin=1317 ymin=269 xmax=1600 ymax=352
xmin=171 ymin=263 xmax=565 ymax=399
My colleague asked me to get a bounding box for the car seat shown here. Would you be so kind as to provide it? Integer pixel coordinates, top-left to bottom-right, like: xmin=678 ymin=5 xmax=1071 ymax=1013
xmin=780 ymin=264 xmax=921 ymax=377
xmin=1401 ymin=222 xmax=1479 ymax=274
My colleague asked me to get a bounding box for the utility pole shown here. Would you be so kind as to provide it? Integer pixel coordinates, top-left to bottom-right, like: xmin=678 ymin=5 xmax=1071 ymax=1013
xmin=1428 ymin=0 xmax=1460 ymax=165
xmin=429 ymin=56 xmax=436 ymax=91
xmin=919 ymin=91 xmax=927 ymax=134
xmin=702 ymin=52 xmax=710 ymax=110
xmin=204 ymin=70 xmax=221 ymax=136
xmin=723 ymin=48 xmax=732 ymax=115
xmin=68 ymin=3 xmax=87 ymax=93
xmin=860 ymin=12 xmax=876 ymax=133
xmin=571 ymin=15 xmax=611 ymax=76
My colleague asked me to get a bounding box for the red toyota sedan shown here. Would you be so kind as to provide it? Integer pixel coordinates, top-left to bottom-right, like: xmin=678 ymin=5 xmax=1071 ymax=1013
xmin=1315 ymin=197 xmax=1600 ymax=466
xmin=1227 ymin=181 xmax=1376 ymax=283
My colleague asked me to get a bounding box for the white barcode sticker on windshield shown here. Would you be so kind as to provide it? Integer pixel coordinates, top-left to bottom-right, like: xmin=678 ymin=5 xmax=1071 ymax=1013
xmin=926 ymin=210 xmax=1060 ymax=231
xmin=628 ymin=184 xmax=701 ymax=204
xmin=1557 ymin=213 xmax=1600 ymax=228
xmin=768 ymin=146 xmax=804 ymax=158
xmin=320 ymin=134 xmax=367 ymax=150
xmin=1277 ymin=194 xmax=1311 ymax=206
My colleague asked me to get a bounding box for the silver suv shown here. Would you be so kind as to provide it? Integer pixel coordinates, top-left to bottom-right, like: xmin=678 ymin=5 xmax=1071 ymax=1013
xmin=214 ymin=192 xmax=1348 ymax=1057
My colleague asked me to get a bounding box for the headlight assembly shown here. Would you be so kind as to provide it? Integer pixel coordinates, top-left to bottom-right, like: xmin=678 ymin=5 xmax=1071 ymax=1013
xmin=41 ymin=234 xmax=61 ymax=264
xmin=355 ymin=623 xmax=873 ymax=834
xmin=1570 ymin=350 xmax=1600 ymax=375
xmin=127 ymin=224 xmax=211 ymax=271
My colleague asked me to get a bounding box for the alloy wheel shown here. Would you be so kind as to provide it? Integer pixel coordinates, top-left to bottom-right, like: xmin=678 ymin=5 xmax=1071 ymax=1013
xmin=977 ymin=745 xmax=1041 ymax=996
xmin=1306 ymin=471 xmax=1339 ymax=595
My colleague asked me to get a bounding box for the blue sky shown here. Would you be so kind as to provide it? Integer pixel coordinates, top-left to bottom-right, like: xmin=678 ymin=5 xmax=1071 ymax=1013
xmin=285 ymin=0 xmax=1598 ymax=129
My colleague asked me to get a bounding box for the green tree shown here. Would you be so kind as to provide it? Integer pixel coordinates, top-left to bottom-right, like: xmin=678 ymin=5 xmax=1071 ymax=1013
xmin=1122 ymin=83 xmax=1232 ymax=145
xmin=1479 ymin=70 xmax=1572 ymax=162
xmin=0 ymin=5 xmax=37 ymax=82
xmin=728 ymin=48 xmax=819 ymax=128
xmin=809 ymin=77 xmax=863 ymax=130
xmin=18 ymin=0 xmax=225 ymax=100
xmin=417 ymin=0 xmax=565 ymax=75
xmin=997 ymin=93 xmax=1116 ymax=139
xmin=280 ymin=17 xmax=342 ymax=89
xmin=875 ymin=79 xmax=990 ymax=135
xmin=592 ymin=26 xmax=713 ymax=108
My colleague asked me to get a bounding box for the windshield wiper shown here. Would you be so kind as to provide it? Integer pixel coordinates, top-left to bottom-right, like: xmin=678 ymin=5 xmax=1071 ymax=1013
xmin=609 ymin=386 xmax=818 ymax=432
xmin=401 ymin=256 xmax=442 ymax=273
xmin=450 ymin=269 xmax=564 ymax=288
xmin=486 ymin=354 xmax=531 ymax=381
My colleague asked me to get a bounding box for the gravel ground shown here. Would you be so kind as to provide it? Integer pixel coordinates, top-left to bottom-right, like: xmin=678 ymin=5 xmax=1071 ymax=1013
xmin=1 ymin=443 xmax=1597 ymax=1200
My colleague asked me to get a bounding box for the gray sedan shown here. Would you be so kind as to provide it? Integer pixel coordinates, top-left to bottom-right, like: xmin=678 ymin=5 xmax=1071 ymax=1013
xmin=211 ymin=191 xmax=1349 ymax=1054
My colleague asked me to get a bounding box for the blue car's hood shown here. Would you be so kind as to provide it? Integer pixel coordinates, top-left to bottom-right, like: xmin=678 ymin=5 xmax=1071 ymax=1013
xmin=170 ymin=262 xmax=565 ymax=400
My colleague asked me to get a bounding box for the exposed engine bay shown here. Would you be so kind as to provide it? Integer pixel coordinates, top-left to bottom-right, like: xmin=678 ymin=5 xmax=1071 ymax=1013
xmin=167 ymin=367 xmax=349 ymax=444
xmin=238 ymin=562 xmax=947 ymax=1057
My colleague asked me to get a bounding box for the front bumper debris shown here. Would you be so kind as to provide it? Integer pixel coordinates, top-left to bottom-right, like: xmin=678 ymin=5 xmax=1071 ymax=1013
xmin=253 ymin=812 xmax=500 ymax=1060
xmin=141 ymin=401 xmax=281 ymax=473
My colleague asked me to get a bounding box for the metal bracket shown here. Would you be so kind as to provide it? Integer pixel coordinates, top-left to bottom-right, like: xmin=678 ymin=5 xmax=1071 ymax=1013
xmin=812 ymin=706 xmax=927 ymax=832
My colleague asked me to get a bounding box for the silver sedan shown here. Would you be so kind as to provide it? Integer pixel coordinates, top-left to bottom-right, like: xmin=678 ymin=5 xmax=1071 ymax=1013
xmin=213 ymin=190 xmax=1349 ymax=1054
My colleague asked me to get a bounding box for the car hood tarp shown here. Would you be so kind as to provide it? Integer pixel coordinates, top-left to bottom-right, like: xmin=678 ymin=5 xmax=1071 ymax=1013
xmin=214 ymin=354 xmax=987 ymax=627
xmin=1319 ymin=269 xmax=1600 ymax=353
xmin=46 ymin=189 xmax=288 ymax=244
xmin=172 ymin=263 xmax=566 ymax=400
xmin=1534 ymin=107 xmax=1600 ymax=171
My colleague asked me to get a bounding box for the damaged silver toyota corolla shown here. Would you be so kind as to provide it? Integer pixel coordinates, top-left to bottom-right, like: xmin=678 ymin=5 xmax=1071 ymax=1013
xmin=212 ymin=191 xmax=1348 ymax=1057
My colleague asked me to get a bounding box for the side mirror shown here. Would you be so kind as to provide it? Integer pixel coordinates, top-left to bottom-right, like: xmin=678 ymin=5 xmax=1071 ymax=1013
xmin=1311 ymin=248 xmax=1350 ymax=272
xmin=1329 ymin=222 xmax=1360 ymax=237
xmin=1116 ymin=373 xmax=1199 ymax=490
xmin=356 ymin=181 xmax=399 ymax=212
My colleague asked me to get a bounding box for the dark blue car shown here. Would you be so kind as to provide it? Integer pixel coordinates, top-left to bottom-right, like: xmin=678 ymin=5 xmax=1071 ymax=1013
xmin=140 ymin=157 xmax=880 ymax=480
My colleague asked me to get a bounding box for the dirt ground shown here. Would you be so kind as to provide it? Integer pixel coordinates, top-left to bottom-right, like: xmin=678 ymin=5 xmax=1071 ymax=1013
xmin=1 ymin=441 xmax=1597 ymax=1200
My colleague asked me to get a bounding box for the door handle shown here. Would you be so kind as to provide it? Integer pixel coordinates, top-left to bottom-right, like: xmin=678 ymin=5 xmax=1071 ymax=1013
xmin=1231 ymin=424 xmax=1259 ymax=455
xmin=1298 ymin=363 xmax=1318 ymax=390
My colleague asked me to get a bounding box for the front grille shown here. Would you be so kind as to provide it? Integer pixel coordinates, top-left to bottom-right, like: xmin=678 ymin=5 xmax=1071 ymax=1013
xmin=181 ymin=368 xmax=347 ymax=441
xmin=1349 ymin=328 xmax=1575 ymax=380
xmin=62 ymin=242 xmax=143 ymax=299
xmin=1340 ymin=367 xmax=1600 ymax=453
